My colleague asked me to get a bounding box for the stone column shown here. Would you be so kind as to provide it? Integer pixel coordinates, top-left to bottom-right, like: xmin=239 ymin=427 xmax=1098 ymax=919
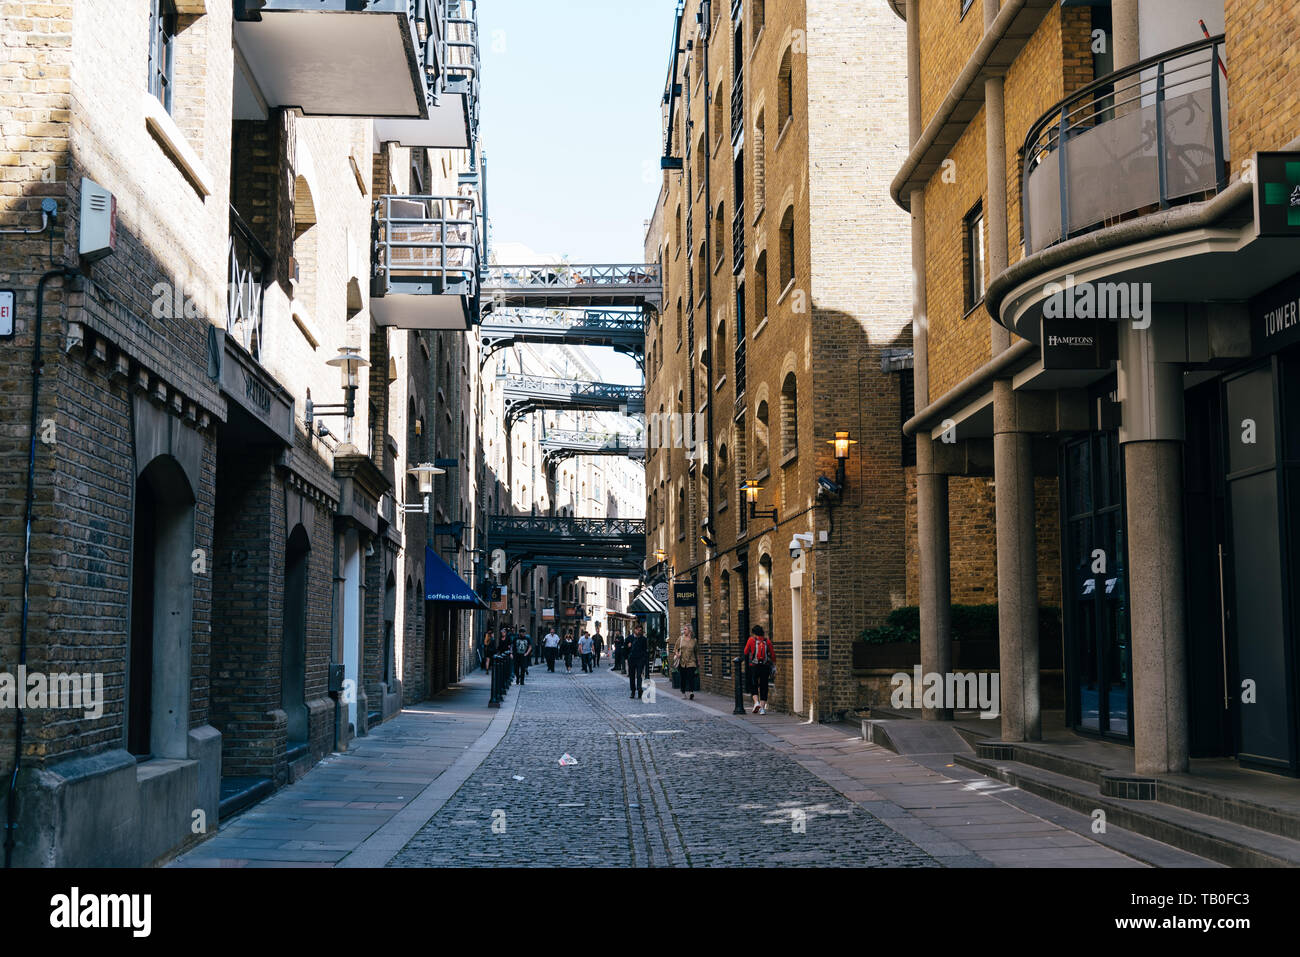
xmin=985 ymin=74 xmax=1010 ymax=355
xmin=1118 ymin=317 xmax=1189 ymax=774
xmin=1112 ymin=0 xmax=1141 ymax=71
xmin=993 ymin=381 xmax=1040 ymax=740
xmin=917 ymin=438 xmax=953 ymax=721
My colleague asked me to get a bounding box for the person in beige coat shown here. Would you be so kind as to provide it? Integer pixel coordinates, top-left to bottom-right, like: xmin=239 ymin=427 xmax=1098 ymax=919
xmin=673 ymin=624 xmax=699 ymax=699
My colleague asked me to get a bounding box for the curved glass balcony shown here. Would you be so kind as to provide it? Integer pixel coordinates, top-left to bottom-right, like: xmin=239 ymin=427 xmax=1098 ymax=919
xmin=371 ymin=193 xmax=481 ymax=330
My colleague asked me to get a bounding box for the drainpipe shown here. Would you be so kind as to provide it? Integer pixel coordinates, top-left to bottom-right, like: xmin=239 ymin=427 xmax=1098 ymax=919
xmin=5 ymin=266 xmax=79 ymax=869
xmin=700 ymin=2 xmax=717 ymax=562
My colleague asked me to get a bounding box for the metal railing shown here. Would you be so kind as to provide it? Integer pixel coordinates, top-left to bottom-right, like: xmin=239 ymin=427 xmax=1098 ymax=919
xmin=227 ymin=206 xmax=269 ymax=362
xmin=732 ymin=203 xmax=745 ymax=274
xmin=482 ymin=307 xmax=646 ymax=332
xmin=499 ymin=374 xmax=645 ymax=404
xmin=734 ymin=339 xmax=746 ymax=397
xmin=484 ymin=263 xmax=661 ymax=288
xmin=489 ymin=515 xmax=647 ymax=538
xmin=373 ymin=192 xmax=480 ymax=294
xmin=731 ymin=73 xmax=744 ymax=144
xmin=1022 ymin=34 xmax=1228 ymax=255
xmin=442 ymin=0 xmax=480 ymax=137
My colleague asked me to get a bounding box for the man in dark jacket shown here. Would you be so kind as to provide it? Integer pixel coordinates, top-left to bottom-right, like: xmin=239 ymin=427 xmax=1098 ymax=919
xmin=626 ymin=626 xmax=648 ymax=699
xmin=512 ymin=629 xmax=532 ymax=686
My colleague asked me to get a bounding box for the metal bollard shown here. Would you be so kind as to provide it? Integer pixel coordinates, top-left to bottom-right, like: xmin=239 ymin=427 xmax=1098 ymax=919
xmin=733 ymin=656 xmax=746 ymax=715
xmin=489 ymin=654 xmax=502 ymax=708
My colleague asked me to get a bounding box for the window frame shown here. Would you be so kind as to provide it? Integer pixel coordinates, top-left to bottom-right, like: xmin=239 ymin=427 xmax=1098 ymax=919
xmin=147 ymin=0 xmax=178 ymax=113
xmin=963 ymin=200 xmax=986 ymax=313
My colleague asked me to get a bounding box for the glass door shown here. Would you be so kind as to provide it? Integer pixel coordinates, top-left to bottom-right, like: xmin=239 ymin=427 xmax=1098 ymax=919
xmin=1061 ymin=432 xmax=1132 ymax=740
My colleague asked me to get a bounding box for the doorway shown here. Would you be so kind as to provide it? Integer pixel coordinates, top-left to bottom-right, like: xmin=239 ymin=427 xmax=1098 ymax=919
xmin=281 ymin=525 xmax=310 ymax=747
xmin=1060 ymin=431 xmax=1132 ymax=740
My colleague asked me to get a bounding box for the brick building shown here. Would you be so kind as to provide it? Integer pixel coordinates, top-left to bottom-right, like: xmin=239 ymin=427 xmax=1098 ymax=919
xmin=894 ymin=0 xmax=1300 ymax=781
xmin=643 ymin=0 xmax=913 ymax=719
xmin=0 ymin=0 xmax=484 ymax=866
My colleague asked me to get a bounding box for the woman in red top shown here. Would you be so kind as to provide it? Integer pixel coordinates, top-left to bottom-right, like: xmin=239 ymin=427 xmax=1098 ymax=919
xmin=743 ymin=625 xmax=773 ymax=714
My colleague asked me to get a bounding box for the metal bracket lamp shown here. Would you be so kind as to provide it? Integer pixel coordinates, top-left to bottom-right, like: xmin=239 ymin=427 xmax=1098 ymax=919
xmin=401 ymin=462 xmax=445 ymax=515
xmin=305 ymin=346 xmax=370 ymax=433
xmin=827 ymin=430 xmax=857 ymax=491
xmin=743 ymin=479 xmax=777 ymax=523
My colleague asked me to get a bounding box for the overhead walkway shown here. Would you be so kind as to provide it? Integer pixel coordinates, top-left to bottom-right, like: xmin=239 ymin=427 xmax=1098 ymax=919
xmin=499 ymin=374 xmax=645 ymax=428
xmin=540 ymin=429 xmax=645 ymax=466
xmin=482 ymin=263 xmax=662 ymax=312
xmin=486 ymin=515 xmax=646 ymax=578
xmin=479 ymin=308 xmax=646 ymax=367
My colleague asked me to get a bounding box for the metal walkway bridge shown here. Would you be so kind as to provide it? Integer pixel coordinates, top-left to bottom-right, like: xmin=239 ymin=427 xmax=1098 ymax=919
xmin=500 ymin=374 xmax=645 ymax=428
xmin=541 ymin=429 xmax=645 ymax=467
xmin=479 ymin=308 xmax=646 ymax=367
xmin=482 ymin=264 xmax=662 ymax=312
xmin=486 ymin=515 xmax=646 ymax=578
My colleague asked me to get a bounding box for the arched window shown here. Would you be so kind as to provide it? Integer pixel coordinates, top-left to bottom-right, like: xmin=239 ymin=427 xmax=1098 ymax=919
xmin=780 ymin=372 xmax=798 ymax=458
xmin=677 ymin=485 xmax=686 ymax=538
xmin=714 ymin=201 xmax=725 ymax=265
xmin=755 ymin=399 xmax=770 ymax=473
xmin=713 ymin=82 xmax=723 ymax=142
xmin=754 ymin=249 xmax=768 ymax=321
xmin=758 ymin=553 xmax=774 ymax=639
xmin=716 ymin=319 xmax=726 ymax=373
xmin=779 ymin=205 xmax=796 ymax=291
xmin=777 ymin=46 xmax=793 ymax=132
xmin=702 ymin=577 xmax=713 ymax=647
xmin=717 ymin=442 xmax=729 ymax=506
xmin=675 ymin=204 xmax=682 ymax=251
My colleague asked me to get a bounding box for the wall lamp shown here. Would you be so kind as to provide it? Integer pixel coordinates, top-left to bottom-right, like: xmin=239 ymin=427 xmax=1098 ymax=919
xmin=744 ymin=479 xmax=777 ymax=523
xmin=827 ymin=430 xmax=858 ymax=490
xmin=699 ymin=520 xmax=717 ymax=549
xmin=401 ymin=462 xmax=445 ymax=515
xmin=306 ymin=346 xmax=369 ymax=430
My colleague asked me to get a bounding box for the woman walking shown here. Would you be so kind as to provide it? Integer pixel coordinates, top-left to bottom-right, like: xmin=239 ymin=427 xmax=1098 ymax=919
xmin=562 ymin=629 xmax=576 ymax=673
xmin=743 ymin=625 xmax=774 ymax=714
xmin=673 ymin=624 xmax=699 ymax=700
xmin=481 ymin=627 xmax=495 ymax=672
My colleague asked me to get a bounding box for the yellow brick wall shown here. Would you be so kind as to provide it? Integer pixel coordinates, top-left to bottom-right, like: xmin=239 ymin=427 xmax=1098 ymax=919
xmin=1226 ymin=0 xmax=1300 ymax=163
xmin=918 ymin=0 xmax=987 ymax=130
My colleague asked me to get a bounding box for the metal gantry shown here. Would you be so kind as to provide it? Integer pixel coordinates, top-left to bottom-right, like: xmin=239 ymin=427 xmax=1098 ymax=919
xmin=482 ymin=263 xmax=662 ymax=311
xmin=540 ymin=429 xmax=646 ymax=467
xmin=479 ymin=308 xmax=647 ymax=367
xmin=499 ymin=374 xmax=645 ymax=428
xmin=486 ymin=515 xmax=647 ymax=578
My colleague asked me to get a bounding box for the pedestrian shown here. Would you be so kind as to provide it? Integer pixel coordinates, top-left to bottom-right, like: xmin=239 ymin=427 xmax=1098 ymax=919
xmin=482 ymin=627 xmax=495 ymax=672
xmin=743 ymin=624 xmax=774 ymax=714
xmin=561 ymin=628 xmax=576 ymax=673
xmin=543 ymin=627 xmax=561 ymax=672
xmin=626 ymin=625 xmax=648 ymax=699
xmin=592 ymin=627 xmax=603 ymax=667
xmin=513 ymin=628 xmax=532 ymax=686
xmin=673 ymin=623 xmax=699 ymax=700
xmin=578 ymin=630 xmax=594 ymax=673
xmin=613 ymin=632 xmax=626 ymax=673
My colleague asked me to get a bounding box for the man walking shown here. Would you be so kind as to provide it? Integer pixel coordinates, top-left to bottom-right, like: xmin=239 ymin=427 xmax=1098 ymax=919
xmin=513 ymin=628 xmax=533 ymax=686
xmin=626 ymin=625 xmax=648 ymax=699
xmin=578 ymin=630 xmax=594 ymax=673
xmin=543 ymin=627 xmax=561 ymax=672
xmin=592 ymin=626 xmax=603 ymax=668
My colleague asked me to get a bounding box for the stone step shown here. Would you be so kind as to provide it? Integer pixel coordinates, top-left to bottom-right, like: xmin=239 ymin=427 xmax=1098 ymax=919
xmin=217 ymin=776 xmax=274 ymax=822
xmin=956 ymin=752 xmax=1300 ymax=868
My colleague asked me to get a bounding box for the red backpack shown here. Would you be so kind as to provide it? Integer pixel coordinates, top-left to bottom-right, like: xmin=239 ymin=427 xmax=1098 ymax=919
xmin=751 ymin=636 xmax=769 ymax=664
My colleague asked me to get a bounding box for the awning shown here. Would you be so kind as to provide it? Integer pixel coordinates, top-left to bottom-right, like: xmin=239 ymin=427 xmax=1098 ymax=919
xmin=629 ymin=589 xmax=667 ymax=616
xmin=424 ymin=546 xmax=487 ymax=607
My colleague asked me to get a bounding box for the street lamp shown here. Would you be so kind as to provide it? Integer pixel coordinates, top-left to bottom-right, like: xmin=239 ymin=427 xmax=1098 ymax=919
xmin=827 ymin=429 xmax=857 ymax=490
xmin=306 ymin=346 xmax=370 ymax=433
xmin=401 ymin=462 xmax=445 ymax=515
xmin=744 ymin=479 xmax=777 ymax=523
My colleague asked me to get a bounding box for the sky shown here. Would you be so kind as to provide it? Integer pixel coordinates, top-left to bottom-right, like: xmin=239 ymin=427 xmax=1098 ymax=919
xmin=478 ymin=0 xmax=680 ymax=266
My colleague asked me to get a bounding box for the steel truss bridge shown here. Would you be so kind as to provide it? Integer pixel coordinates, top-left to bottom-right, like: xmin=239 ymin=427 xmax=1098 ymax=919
xmin=540 ymin=429 xmax=645 ymax=467
xmin=500 ymin=374 xmax=645 ymax=428
xmin=486 ymin=515 xmax=646 ymax=579
xmin=482 ymin=263 xmax=662 ymax=312
xmin=479 ymin=308 xmax=647 ymax=368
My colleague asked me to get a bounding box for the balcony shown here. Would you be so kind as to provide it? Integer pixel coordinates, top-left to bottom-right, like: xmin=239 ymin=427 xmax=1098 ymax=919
xmin=732 ymin=203 xmax=745 ymax=275
xmin=233 ymin=0 xmax=436 ymax=120
xmin=370 ymin=193 xmax=481 ymax=331
xmin=1022 ymin=35 xmax=1228 ymax=257
xmin=227 ymin=206 xmax=269 ymax=362
xmin=374 ymin=0 xmax=480 ymax=149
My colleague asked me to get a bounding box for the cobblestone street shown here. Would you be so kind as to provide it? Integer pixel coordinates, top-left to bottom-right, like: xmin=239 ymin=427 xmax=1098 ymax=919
xmin=389 ymin=664 xmax=936 ymax=868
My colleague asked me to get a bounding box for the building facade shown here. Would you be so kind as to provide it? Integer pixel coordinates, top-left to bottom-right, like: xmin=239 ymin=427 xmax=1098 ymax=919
xmin=644 ymin=0 xmax=913 ymax=718
xmin=0 ymin=0 xmax=484 ymax=866
xmin=896 ymin=0 xmax=1300 ymax=777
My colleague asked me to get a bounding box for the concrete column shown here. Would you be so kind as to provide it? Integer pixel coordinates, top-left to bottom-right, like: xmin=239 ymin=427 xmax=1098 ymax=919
xmin=905 ymin=0 xmax=922 ymax=147
xmin=993 ymin=380 xmax=1040 ymax=740
xmin=1118 ymin=319 xmax=1189 ymax=774
xmin=1112 ymin=0 xmax=1141 ymax=71
xmin=911 ymin=189 xmax=929 ymax=408
xmin=985 ymin=74 xmax=1010 ymax=355
xmin=917 ymin=437 xmax=953 ymax=721
xmin=983 ymin=0 xmax=999 ymax=30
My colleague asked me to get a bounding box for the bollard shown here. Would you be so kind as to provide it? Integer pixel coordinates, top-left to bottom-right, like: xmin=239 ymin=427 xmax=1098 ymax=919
xmin=733 ymin=656 xmax=746 ymax=715
xmin=488 ymin=653 xmax=502 ymax=707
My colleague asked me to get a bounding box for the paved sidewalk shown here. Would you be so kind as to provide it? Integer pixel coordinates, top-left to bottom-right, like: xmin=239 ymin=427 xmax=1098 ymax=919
xmin=170 ymin=671 xmax=510 ymax=868
xmin=668 ymin=679 xmax=1214 ymax=867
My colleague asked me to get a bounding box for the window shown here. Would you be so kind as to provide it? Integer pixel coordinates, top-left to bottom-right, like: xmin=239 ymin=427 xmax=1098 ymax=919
xmin=779 ymin=206 xmax=796 ymax=291
xmin=780 ymin=372 xmax=798 ymax=459
xmin=715 ymin=319 xmax=726 ymax=375
xmin=754 ymin=250 xmax=768 ymax=321
xmin=677 ymin=486 xmax=687 ymax=538
xmin=961 ymin=0 xmax=976 ymax=19
xmin=148 ymin=0 xmax=178 ymax=112
xmin=713 ymin=83 xmax=724 ymax=142
xmin=755 ymin=400 xmax=770 ymax=473
xmin=717 ymin=443 xmax=729 ymax=504
xmin=675 ymin=205 xmax=683 ymax=251
xmin=964 ymin=200 xmax=986 ymax=311
xmin=777 ymin=47 xmax=793 ymax=133
xmin=676 ymin=298 xmax=683 ymax=346
xmin=714 ymin=202 xmax=725 ymax=265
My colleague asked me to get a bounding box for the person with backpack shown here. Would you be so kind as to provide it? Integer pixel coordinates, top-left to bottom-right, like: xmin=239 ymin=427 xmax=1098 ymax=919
xmin=743 ymin=624 xmax=774 ymax=714
xmin=512 ymin=629 xmax=533 ymax=686
xmin=626 ymin=625 xmax=648 ymax=699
